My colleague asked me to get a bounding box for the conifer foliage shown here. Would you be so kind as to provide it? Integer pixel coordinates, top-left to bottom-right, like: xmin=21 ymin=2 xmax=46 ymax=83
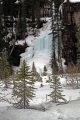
xmin=49 ymin=74 xmax=66 ymax=103
xmin=43 ymin=65 xmax=47 ymax=76
xmin=0 ymin=0 xmax=5 ymax=52
xmin=12 ymin=60 xmax=35 ymax=109
xmin=32 ymin=62 xmax=37 ymax=76
xmin=32 ymin=62 xmax=42 ymax=81
xmin=0 ymin=51 xmax=11 ymax=88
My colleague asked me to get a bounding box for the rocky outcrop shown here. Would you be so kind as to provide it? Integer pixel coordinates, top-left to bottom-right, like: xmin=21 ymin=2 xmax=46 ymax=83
xmin=9 ymin=43 xmax=28 ymax=66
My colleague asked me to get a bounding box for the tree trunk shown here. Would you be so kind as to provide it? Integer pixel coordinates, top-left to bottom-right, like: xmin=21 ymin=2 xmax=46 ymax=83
xmin=36 ymin=1 xmax=40 ymax=28
xmin=23 ymin=78 xmax=26 ymax=109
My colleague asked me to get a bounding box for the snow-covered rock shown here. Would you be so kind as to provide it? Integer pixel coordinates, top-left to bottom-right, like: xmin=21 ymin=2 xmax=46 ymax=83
xmin=64 ymin=0 xmax=80 ymax=3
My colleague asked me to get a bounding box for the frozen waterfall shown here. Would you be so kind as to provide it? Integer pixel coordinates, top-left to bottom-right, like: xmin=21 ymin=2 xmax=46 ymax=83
xmin=21 ymin=20 xmax=52 ymax=63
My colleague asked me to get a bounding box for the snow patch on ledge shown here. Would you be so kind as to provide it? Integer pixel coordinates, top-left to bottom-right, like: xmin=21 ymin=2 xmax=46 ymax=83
xmin=15 ymin=35 xmax=35 ymax=46
xmin=64 ymin=0 xmax=80 ymax=3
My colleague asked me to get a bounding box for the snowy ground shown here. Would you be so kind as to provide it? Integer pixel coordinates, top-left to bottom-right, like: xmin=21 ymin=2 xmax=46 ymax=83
xmin=0 ymin=100 xmax=80 ymax=120
xmin=0 ymin=77 xmax=80 ymax=120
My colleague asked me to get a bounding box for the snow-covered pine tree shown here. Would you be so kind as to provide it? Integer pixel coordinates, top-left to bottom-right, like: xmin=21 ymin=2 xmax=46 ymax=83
xmin=12 ymin=60 xmax=35 ymax=109
xmin=51 ymin=0 xmax=63 ymax=74
xmin=49 ymin=74 xmax=66 ymax=103
xmin=50 ymin=1 xmax=59 ymax=74
xmin=0 ymin=51 xmax=11 ymax=88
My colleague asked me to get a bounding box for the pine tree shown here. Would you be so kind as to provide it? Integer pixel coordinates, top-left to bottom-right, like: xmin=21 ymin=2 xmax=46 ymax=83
xmin=31 ymin=0 xmax=36 ymax=22
xmin=50 ymin=1 xmax=58 ymax=73
xmin=21 ymin=0 xmax=27 ymax=39
xmin=49 ymin=74 xmax=66 ymax=103
xmin=3 ymin=0 xmax=15 ymax=16
xmin=32 ymin=62 xmax=41 ymax=81
xmin=12 ymin=60 xmax=35 ymax=109
xmin=53 ymin=0 xmax=63 ymax=9
xmin=0 ymin=0 xmax=5 ymax=53
xmin=16 ymin=0 xmax=27 ymax=39
xmin=0 ymin=51 xmax=11 ymax=88
xmin=32 ymin=62 xmax=37 ymax=75
xmin=51 ymin=0 xmax=62 ymax=74
xmin=36 ymin=0 xmax=40 ymax=28
xmin=43 ymin=65 xmax=47 ymax=76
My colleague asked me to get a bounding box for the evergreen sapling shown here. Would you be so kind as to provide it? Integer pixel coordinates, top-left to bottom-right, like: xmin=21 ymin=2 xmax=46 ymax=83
xmin=0 ymin=52 xmax=11 ymax=88
xmin=43 ymin=65 xmax=47 ymax=76
xmin=12 ymin=60 xmax=35 ymax=109
xmin=49 ymin=75 xmax=66 ymax=103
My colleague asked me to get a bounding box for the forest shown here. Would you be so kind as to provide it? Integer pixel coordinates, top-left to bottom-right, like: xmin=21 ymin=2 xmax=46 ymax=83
xmin=0 ymin=1 xmax=80 ymax=119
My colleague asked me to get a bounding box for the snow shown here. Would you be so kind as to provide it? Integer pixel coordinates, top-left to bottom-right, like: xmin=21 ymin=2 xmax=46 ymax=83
xmin=40 ymin=17 xmax=51 ymax=21
xmin=25 ymin=36 xmax=35 ymax=46
xmin=64 ymin=0 xmax=80 ymax=3
xmin=15 ymin=0 xmax=20 ymax=4
xmin=0 ymin=96 xmax=80 ymax=120
xmin=15 ymin=35 xmax=35 ymax=46
xmin=0 ymin=61 xmax=79 ymax=119
xmin=0 ymin=75 xmax=80 ymax=120
xmin=0 ymin=102 xmax=10 ymax=107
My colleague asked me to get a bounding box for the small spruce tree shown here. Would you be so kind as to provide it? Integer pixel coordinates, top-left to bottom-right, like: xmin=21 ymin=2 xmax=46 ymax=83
xmin=49 ymin=74 xmax=66 ymax=103
xmin=32 ymin=62 xmax=41 ymax=81
xmin=12 ymin=60 xmax=35 ymax=109
xmin=32 ymin=62 xmax=37 ymax=76
xmin=43 ymin=65 xmax=47 ymax=76
xmin=0 ymin=52 xmax=11 ymax=88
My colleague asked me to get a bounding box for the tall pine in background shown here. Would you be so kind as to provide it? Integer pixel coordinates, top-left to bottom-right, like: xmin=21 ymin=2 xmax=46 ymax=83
xmin=51 ymin=0 xmax=63 ymax=74
xmin=17 ymin=0 xmax=27 ymax=39
xmin=36 ymin=0 xmax=40 ymax=28
xmin=51 ymin=0 xmax=58 ymax=74
xmin=0 ymin=0 xmax=5 ymax=53
xmin=53 ymin=0 xmax=64 ymax=9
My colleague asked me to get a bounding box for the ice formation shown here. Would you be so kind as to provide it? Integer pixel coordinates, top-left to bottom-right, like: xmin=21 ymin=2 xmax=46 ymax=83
xmin=33 ymin=21 xmax=52 ymax=56
xmin=21 ymin=20 xmax=52 ymax=64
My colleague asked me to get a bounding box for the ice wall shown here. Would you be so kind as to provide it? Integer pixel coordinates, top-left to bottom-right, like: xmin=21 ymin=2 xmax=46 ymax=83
xmin=22 ymin=20 xmax=52 ymax=62
xmin=34 ymin=21 xmax=52 ymax=56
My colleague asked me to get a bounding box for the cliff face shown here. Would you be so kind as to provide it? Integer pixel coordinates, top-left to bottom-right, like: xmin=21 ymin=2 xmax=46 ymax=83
xmin=61 ymin=1 xmax=80 ymax=65
xmin=9 ymin=43 xmax=28 ymax=66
